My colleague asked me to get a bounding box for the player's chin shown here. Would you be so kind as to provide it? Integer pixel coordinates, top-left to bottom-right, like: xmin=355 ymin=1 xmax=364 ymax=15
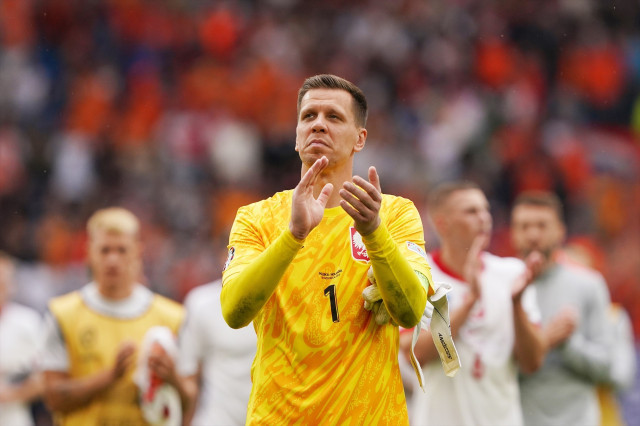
xmin=301 ymin=150 xmax=331 ymax=165
xmin=525 ymin=247 xmax=551 ymax=261
xmin=479 ymin=230 xmax=491 ymax=245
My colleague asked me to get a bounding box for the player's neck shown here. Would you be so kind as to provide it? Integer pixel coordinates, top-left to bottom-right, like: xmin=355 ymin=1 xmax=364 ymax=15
xmin=324 ymin=192 xmax=342 ymax=209
xmin=96 ymin=280 xmax=136 ymax=301
xmin=438 ymin=245 xmax=470 ymax=277
xmin=538 ymin=255 xmax=557 ymax=276
xmin=306 ymin=164 xmax=354 ymax=209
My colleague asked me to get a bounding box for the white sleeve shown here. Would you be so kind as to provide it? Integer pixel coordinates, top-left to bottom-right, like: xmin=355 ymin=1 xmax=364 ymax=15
xmin=521 ymin=285 xmax=541 ymax=325
xmin=39 ymin=311 xmax=70 ymax=372
xmin=561 ymin=274 xmax=612 ymax=383
xmin=25 ymin=310 xmax=44 ymax=372
xmin=607 ymin=307 xmax=637 ymax=391
xmin=504 ymin=256 xmax=541 ymax=325
xmin=176 ymin=299 xmax=204 ymax=377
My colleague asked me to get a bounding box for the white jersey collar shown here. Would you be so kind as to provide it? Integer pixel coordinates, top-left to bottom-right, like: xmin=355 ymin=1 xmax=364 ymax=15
xmin=81 ymin=282 xmax=154 ymax=319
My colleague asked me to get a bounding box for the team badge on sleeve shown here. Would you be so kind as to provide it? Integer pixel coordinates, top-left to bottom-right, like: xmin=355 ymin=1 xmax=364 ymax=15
xmin=223 ymin=247 xmax=235 ymax=271
xmin=350 ymin=227 xmax=370 ymax=262
xmin=407 ymin=241 xmax=428 ymax=261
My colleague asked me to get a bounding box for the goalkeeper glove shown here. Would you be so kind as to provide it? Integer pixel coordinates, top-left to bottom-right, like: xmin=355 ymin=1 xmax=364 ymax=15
xmin=362 ymin=266 xmax=396 ymax=326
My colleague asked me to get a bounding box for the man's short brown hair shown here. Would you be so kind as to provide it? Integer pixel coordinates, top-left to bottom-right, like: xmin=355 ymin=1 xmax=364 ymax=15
xmin=0 ymin=251 xmax=14 ymax=265
xmin=512 ymin=191 xmax=564 ymax=222
xmin=297 ymin=74 xmax=368 ymax=127
xmin=427 ymin=180 xmax=482 ymax=215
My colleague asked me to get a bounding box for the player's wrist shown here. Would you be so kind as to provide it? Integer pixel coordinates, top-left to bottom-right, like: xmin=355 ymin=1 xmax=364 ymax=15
xmin=357 ymin=217 xmax=381 ymax=237
xmin=288 ymin=223 xmax=307 ymax=241
xmin=512 ymin=291 xmax=524 ymax=304
xmin=464 ymin=290 xmax=479 ymax=305
xmin=360 ymin=221 xmax=388 ymax=250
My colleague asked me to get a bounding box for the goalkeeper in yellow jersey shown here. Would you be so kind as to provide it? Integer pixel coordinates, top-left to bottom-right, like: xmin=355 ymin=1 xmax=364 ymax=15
xmin=221 ymin=74 xmax=434 ymax=425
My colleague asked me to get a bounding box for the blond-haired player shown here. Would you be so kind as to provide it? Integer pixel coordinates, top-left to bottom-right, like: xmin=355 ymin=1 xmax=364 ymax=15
xmin=222 ymin=74 xmax=433 ymax=425
xmin=41 ymin=207 xmax=184 ymax=425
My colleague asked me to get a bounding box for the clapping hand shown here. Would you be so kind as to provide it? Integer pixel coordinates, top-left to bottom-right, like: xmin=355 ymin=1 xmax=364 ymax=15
xmin=339 ymin=166 xmax=382 ymax=237
xmin=544 ymin=306 xmax=578 ymax=348
xmin=463 ymin=234 xmax=487 ymax=300
xmin=289 ymin=156 xmax=334 ymax=240
xmin=112 ymin=341 xmax=137 ymax=381
xmin=512 ymin=251 xmax=543 ymax=302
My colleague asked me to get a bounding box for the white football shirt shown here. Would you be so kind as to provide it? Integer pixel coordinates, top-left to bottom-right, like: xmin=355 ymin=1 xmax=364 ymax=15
xmin=177 ymin=281 xmax=256 ymax=426
xmin=410 ymin=252 xmax=540 ymax=426
xmin=0 ymin=303 xmax=42 ymax=426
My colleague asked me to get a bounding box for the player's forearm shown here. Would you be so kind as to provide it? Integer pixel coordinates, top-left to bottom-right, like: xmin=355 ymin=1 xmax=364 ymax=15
xmin=43 ymin=370 xmax=114 ymax=413
xmin=408 ymin=328 xmax=440 ymax=365
xmin=152 ymin=363 xmax=198 ymax=418
xmin=513 ymin=300 xmax=545 ymax=374
xmin=13 ymin=374 xmax=43 ymax=403
xmin=221 ymin=229 xmax=304 ymax=329
xmin=411 ymin=293 xmax=476 ymax=366
xmin=0 ymin=374 xmax=43 ymax=403
xmin=449 ymin=293 xmax=477 ymax=339
xmin=172 ymin=375 xmax=198 ymax=426
xmin=560 ymin=288 xmax=613 ymax=383
xmin=363 ymin=224 xmax=427 ymax=328
xmin=560 ymin=333 xmax=612 ymax=382
xmin=607 ymin=314 xmax=636 ymax=390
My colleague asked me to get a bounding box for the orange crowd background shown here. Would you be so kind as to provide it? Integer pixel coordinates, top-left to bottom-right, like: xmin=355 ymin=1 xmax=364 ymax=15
xmin=0 ymin=0 xmax=638 ymax=345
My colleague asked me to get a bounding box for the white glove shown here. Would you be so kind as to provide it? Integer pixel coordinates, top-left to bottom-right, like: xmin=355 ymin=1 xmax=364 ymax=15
xmin=362 ymin=266 xmax=396 ymax=326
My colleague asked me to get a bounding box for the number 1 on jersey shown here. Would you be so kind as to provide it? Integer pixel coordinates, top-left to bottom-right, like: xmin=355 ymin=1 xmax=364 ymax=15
xmin=324 ymin=284 xmax=340 ymax=323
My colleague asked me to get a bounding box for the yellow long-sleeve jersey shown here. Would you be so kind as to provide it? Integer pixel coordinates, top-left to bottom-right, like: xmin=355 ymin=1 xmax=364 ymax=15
xmin=222 ymin=190 xmax=433 ymax=425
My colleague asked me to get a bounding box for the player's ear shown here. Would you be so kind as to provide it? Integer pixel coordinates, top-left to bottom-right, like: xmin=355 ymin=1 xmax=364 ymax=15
xmin=354 ymin=128 xmax=366 ymax=152
xmin=557 ymin=220 xmax=567 ymax=244
xmin=431 ymin=211 xmax=447 ymax=235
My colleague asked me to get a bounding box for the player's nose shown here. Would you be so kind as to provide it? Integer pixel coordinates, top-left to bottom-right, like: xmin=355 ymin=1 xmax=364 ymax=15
xmin=311 ymin=116 xmax=328 ymax=132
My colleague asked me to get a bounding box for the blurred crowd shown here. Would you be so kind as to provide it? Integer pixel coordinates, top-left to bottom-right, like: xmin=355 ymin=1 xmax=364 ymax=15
xmin=0 ymin=0 xmax=639 ymax=338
